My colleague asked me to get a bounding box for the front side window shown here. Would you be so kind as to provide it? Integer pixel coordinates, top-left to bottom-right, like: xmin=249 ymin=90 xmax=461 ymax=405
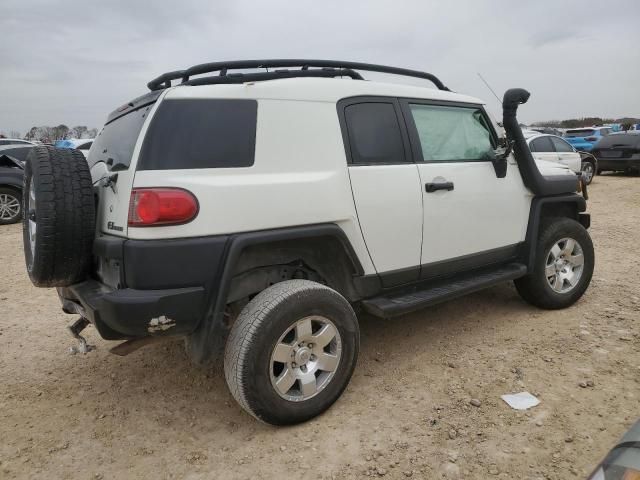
xmin=344 ymin=102 xmax=407 ymax=165
xmin=551 ymin=136 xmax=574 ymax=153
xmin=408 ymin=104 xmax=495 ymax=162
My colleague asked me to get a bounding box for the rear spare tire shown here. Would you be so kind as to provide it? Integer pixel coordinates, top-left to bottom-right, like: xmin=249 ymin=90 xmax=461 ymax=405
xmin=22 ymin=146 xmax=95 ymax=287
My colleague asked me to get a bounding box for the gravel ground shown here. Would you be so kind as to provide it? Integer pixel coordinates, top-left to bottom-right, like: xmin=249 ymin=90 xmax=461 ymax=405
xmin=1 ymin=174 xmax=638 ymax=480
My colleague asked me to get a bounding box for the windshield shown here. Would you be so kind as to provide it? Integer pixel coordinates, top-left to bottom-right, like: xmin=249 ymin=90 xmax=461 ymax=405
xmin=87 ymin=105 xmax=152 ymax=170
xmin=565 ymin=129 xmax=595 ymax=138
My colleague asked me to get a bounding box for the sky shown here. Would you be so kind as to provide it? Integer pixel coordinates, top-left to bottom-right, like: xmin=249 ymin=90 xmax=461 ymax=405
xmin=1 ymin=0 xmax=639 ymax=135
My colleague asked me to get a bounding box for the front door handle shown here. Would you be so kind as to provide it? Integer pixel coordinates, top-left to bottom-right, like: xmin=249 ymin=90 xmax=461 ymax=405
xmin=425 ymin=181 xmax=454 ymax=193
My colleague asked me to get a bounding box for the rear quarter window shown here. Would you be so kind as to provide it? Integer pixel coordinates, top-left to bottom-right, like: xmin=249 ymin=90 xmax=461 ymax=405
xmin=137 ymin=99 xmax=257 ymax=170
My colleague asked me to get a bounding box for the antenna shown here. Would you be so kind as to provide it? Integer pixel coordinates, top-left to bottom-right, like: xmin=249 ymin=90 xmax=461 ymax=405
xmin=477 ymin=72 xmax=502 ymax=106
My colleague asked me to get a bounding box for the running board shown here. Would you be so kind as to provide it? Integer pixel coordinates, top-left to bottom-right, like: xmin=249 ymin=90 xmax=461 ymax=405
xmin=361 ymin=262 xmax=527 ymax=318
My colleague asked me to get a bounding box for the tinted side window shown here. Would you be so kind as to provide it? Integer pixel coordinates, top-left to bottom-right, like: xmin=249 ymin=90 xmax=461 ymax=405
xmin=77 ymin=142 xmax=93 ymax=150
xmin=138 ymin=99 xmax=257 ymax=170
xmin=531 ymin=136 xmax=555 ymax=152
xmin=344 ymin=102 xmax=406 ymax=165
xmin=551 ymin=137 xmax=573 ymax=152
xmin=408 ymin=104 xmax=495 ymax=162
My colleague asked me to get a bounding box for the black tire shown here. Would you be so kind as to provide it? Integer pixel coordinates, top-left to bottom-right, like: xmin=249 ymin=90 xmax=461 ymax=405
xmin=224 ymin=280 xmax=359 ymax=425
xmin=0 ymin=187 xmax=22 ymax=225
xmin=22 ymin=146 xmax=95 ymax=287
xmin=515 ymin=218 xmax=594 ymax=309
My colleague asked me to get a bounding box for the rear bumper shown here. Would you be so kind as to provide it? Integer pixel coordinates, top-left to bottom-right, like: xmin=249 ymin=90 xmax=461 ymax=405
xmin=597 ymin=159 xmax=640 ymax=171
xmin=58 ymin=281 xmax=206 ymax=339
xmin=58 ymin=234 xmax=230 ymax=340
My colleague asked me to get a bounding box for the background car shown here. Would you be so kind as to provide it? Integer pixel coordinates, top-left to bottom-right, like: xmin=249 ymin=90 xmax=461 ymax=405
xmin=0 ymin=144 xmax=32 ymax=224
xmin=564 ymin=126 xmax=612 ymax=152
xmin=54 ymin=138 xmax=94 ymax=158
xmin=0 ymin=138 xmax=35 ymax=147
xmin=523 ymin=131 xmax=596 ymax=183
xmin=591 ymin=131 xmax=640 ymax=174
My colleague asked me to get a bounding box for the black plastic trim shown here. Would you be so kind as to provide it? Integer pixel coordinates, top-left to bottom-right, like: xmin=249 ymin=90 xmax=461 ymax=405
xmin=106 ymin=90 xmax=163 ymax=125
xmin=523 ymin=194 xmax=587 ymax=270
xmin=147 ymin=59 xmax=449 ymax=91
xmin=358 ymin=243 xmax=521 ymax=291
xmin=362 ymin=262 xmax=527 ymax=318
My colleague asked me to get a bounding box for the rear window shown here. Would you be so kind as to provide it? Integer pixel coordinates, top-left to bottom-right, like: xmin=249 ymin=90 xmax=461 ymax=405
xmin=88 ymin=105 xmax=152 ymax=169
xmin=565 ymin=129 xmax=595 ymax=137
xmin=596 ymin=134 xmax=640 ymax=149
xmin=344 ymin=102 xmax=407 ymax=165
xmin=137 ymin=99 xmax=257 ymax=170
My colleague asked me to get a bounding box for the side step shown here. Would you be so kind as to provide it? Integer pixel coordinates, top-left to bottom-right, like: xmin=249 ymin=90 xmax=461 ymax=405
xmin=362 ymin=262 xmax=527 ymax=318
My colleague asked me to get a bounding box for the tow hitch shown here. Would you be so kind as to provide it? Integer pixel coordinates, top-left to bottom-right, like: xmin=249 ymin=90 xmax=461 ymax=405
xmin=68 ymin=317 xmax=95 ymax=355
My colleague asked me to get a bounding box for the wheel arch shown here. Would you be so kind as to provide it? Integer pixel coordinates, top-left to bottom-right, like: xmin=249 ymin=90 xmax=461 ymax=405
xmin=523 ymin=194 xmax=589 ymax=271
xmin=186 ymin=224 xmax=365 ymax=366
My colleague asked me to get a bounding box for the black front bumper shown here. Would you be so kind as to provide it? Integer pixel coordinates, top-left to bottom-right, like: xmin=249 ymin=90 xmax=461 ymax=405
xmin=58 ymin=234 xmax=230 ymax=340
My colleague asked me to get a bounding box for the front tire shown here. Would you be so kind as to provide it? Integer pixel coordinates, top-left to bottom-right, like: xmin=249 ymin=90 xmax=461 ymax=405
xmin=515 ymin=218 xmax=594 ymax=309
xmin=581 ymin=161 xmax=595 ymax=185
xmin=224 ymin=280 xmax=359 ymax=425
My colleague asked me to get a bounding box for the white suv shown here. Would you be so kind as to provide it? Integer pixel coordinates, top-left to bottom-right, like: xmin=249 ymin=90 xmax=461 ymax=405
xmin=21 ymin=60 xmax=593 ymax=425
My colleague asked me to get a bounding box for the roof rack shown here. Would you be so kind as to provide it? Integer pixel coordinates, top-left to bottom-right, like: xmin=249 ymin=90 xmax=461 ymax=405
xmin=147 ymin=59 xmax=449 ymax=92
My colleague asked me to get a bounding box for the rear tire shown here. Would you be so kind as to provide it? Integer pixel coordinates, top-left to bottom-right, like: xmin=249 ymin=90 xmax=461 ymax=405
xmin=224 ymin=280 xmax=359 ymax=425
xmin=515 ymin=218 xmax=594 ymax=309
xmin=0 ymin=187 xmax=22 ymax=225
xmin=22 ymin=146 xmax=95 ymax=287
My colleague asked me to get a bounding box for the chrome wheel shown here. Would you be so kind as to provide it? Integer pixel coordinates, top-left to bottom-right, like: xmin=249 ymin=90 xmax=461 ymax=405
xmin=28 ymin=182 xmax=36 ymax=254
xmin=270 ymin=316 xmax=342 ymax=402
xmin=581 ymin=162 xmax=594 ymax=183
xmin=545 ymin=237 xmax=584 ymax=293
xmin=0 ymin=193 xmax=21 ymax=221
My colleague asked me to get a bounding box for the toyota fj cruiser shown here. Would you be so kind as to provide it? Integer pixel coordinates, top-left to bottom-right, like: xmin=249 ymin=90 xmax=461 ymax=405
xmin=22 ymin=60 xmax=593 ymax=425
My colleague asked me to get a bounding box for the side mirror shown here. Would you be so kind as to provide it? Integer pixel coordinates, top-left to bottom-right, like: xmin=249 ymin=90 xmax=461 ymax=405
xmin=492 ymin=138 xmax=513 ymax=178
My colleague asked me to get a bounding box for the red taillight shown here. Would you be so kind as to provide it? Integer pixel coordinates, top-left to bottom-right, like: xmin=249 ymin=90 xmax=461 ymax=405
xmin=128 ymin=188 xmax=198 ymax=227
xmin=585 ymin=136 xmax=598 ymax=142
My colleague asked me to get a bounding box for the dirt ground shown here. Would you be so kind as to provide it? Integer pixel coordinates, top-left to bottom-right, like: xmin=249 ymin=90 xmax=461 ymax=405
xmin=1 ymin=174 xmax=638 ymax=480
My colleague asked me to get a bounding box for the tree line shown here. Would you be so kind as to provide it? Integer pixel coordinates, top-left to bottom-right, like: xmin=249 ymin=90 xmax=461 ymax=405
xmin=532 ymin=117 xmax=640 ymax=129
xmin=0 ymin=125 xmax=98 ymax=143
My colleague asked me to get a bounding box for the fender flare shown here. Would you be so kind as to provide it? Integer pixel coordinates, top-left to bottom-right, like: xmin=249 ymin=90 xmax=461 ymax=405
xmin=185 ymin=224 xmax=364 ymax=365
xmin=523 ymin=194 xmax=588 ymax=270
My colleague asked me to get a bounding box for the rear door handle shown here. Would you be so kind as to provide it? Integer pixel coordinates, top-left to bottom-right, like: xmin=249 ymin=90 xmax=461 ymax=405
xmin=425 ymin=181 xmax=454 ymax=193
